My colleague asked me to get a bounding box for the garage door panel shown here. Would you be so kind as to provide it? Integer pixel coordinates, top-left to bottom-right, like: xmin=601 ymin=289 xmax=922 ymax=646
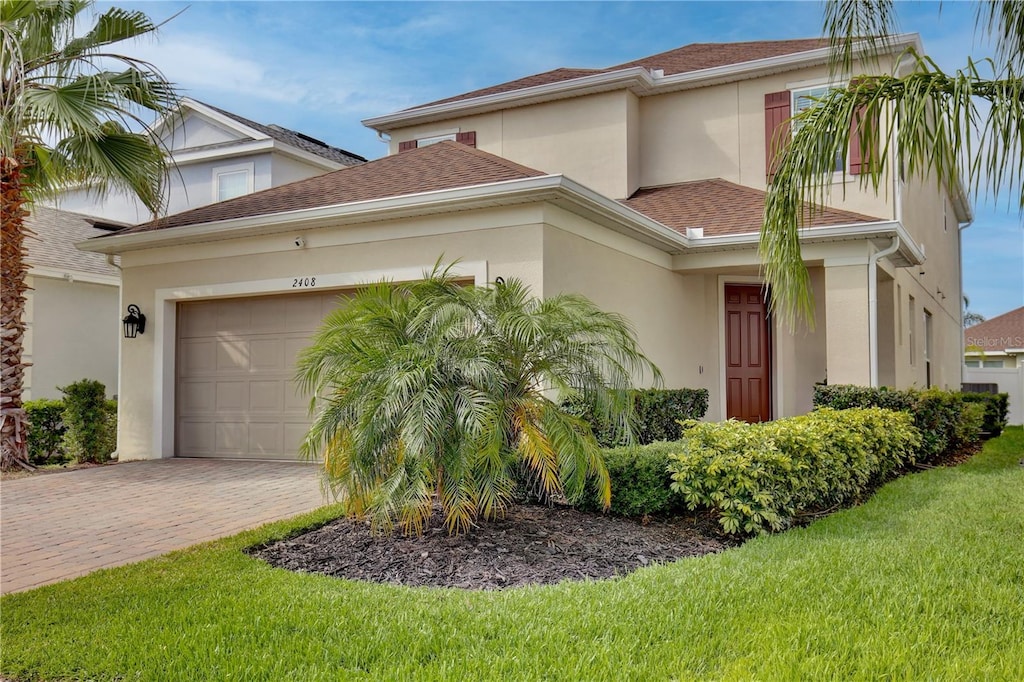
xmin=250 ymin=338 xmax=284 ymax=370
xmin=215 ymin=339 xmax=250 ymax=372
xmin=248 ymin=423 xmax=283 ymax=455
xmin=180 ymin=340 xmax=217 ymax=373
xmin=215 ymin=381 xmax=247 ymax=411
xmin=284 ymin=380 xmax=309 ymax=412
xmin=178 ymin=420 xmax=214 ymax=455
xmin=216 ymin=300 xmax=251 ymax=334
xmin=249 ymin=380 xmax=284 ymax=411
xmin=177 ymin=290 xmax=350 ymax=459
xmin=287 ymin=296 xmax=327 ymax=330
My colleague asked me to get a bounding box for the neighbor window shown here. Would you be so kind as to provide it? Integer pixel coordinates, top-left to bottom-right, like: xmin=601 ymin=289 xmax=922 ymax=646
xmin=792 ymin=86 xmax=844 ymax=173
xmin=983 ymin=359 xmax=1005 ymax=368
xmin=965 ymin=360 xmax=981 ymax=368
xmin=213 ymin=164 xmax=254 ymax=202
xmin=415 ymin=133 xmax=457 ymax=147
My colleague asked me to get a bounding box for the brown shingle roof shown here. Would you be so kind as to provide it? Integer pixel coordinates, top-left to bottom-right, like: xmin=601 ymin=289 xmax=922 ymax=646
xmin=408 ymin=39 xmax=829 ymax=110
xmin=114 ymin=141 xmax=547 ymax=234
xmin=26 ymin=206 xmax=120 ymax=277
xmin=965 ymin=306 xmax=1024 ymax=352
xmin=620 ymin=179 xmax=879 ymax=237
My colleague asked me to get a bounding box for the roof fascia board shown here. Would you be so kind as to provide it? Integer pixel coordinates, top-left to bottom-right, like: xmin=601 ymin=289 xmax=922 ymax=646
xmin=364 ymin=34 xmax=921 ymax=132
xmin=29 ymin=265 xmax=119 ymax=286
xmin=174 ymin=98 xmax=271 ymax=141
xmin=167 ymin=136 xmax=346 ymax=171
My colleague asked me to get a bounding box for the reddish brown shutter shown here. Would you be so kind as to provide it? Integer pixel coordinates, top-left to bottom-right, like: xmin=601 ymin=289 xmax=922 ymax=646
xmin=848 ymin=79 xmax=876 ymax=175
xmin=455 ymin=131 xmax=476 ymax=148
xmin=764 ymin=91 xmax=791 ymax=177
xmin=398 ymin=140 xmax=417 ymax=153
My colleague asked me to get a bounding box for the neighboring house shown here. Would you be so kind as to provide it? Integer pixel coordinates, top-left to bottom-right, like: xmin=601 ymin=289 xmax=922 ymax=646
xmin=53 ymin=98 xmax=366 ymax=223
xmin=963 ymin=307 xmax=1024 ymax=426
xmin=80 ymin=36 xmax=971 ymax=461
xmin=23 ymin=206 xmax=122 ymax=400
xmin=964 ymin=307 xmax=1024 ymax=369
xmin=27 ymin=100 xmax=363 ymax=403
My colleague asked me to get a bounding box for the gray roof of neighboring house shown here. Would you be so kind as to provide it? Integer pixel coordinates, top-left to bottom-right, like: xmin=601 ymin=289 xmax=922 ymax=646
xmin=197 ymin=101 xmax=367 ymax=166
xmin=25 ymin=206 xmax=121 ymax=278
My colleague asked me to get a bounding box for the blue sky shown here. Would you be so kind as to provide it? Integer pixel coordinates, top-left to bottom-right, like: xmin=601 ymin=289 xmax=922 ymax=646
xmin=105 ymin=1 xmax=1023 ymax=320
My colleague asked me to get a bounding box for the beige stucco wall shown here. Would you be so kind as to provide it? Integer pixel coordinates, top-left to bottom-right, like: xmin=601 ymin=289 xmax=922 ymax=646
xmin=391 ymin=91 xmax=635 ymax=199
xmin=25 ymin=276 xmax=120 ymax=400
xmin=540 ymin=217 xmax=709 ymax=394
xmin=115 ymin=207 xmax=549 ymax=460
xmin=824 ymin=264 xmax=872 ymax=386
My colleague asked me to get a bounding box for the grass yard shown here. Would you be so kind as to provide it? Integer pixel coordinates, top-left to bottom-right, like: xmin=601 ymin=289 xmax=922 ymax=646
xmin=2 ymin=429 xmax=1023 ymax=681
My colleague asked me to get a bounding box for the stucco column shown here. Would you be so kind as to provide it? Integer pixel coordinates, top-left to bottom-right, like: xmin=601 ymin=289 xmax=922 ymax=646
xmin=824 ymin=264 xmax=871 ymax=386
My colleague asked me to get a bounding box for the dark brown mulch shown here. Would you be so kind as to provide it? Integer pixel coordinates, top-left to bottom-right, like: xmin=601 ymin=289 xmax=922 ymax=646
xmin=249 ymin=504 xmax=738 ymax=590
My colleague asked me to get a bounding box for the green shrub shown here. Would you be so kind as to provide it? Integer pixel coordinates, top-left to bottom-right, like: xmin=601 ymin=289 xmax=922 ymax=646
xmin=576 ymin=441 xmax=685 ymax=517
xmin=814 ymin=385 xmax=983 ymax=462
xmin=668 ymin=408 xmax=921 ymax=535
xmin=24 ymin=399 xmax=68 ymax=465
xmin=564 ymin=388 xmax=709 ymax=447
xmin=960 ymin=392 xmax=1009 ymax=437
xmin=60 ymin=380 xmax=113 ymax=464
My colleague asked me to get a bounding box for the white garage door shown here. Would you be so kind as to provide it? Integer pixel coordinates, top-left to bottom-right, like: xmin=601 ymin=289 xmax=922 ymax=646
xmin=176 ymin=290 xmax=348 ymax=459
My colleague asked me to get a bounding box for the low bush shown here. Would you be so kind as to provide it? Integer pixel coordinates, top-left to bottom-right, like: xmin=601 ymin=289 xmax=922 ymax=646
xmin=960 ymin=392 xmax=1009 ymax=437
xmin=564 ymin=388 xmax=708 ymax=447
xmin=60 ymin=380 xmax=114 ymax=464
xmin=668 ymin=408 xmax=921 ymax=535
xmin=576 ymin=441 xmax=684 ymax=517
xmin=813 ymin=385 xmax=983 ymax=462
xmin=24 ymin=399 xmax=68 ymax=465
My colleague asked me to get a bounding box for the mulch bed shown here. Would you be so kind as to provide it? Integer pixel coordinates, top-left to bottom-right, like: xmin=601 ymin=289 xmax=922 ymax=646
xmin=249 ymin=504 xmax=738 ymax=590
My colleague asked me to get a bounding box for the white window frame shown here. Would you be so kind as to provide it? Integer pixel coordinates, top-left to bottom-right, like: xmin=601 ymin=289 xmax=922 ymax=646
xmin=212 ymin=162 xmax=255 ymax=202
xmin=791 ymin=84 xmax=846 ymax=175
xmin=416 ymin=133 xmax=457 ymax=148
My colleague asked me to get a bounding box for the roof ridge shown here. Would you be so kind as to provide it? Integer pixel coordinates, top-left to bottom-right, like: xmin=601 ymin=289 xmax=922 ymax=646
xmin=430 ymin=140 xmax=546 ymax=177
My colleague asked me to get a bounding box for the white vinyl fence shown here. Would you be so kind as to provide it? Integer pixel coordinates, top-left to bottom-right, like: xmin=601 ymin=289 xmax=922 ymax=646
xmin=963 ymin=365 xmax=1024 ymax=426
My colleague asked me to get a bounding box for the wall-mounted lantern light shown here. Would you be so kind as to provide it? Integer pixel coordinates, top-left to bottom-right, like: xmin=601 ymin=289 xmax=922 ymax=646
xmin=123 ymin=304 xmax=146 ymax=339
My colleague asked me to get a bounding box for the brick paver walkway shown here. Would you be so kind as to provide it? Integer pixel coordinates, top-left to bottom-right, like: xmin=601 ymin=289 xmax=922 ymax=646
xmin=0 ymin=459 xmax=328 ymax=594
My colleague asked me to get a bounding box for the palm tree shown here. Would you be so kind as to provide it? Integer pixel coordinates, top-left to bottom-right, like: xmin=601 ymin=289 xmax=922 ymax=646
xmin=1 ymin=0 xmax=179 ymax=469
xmin=762 ymin=0 xmax=1023 ymax=326
xmin=297 ymin=266 xmax=661 ymax=535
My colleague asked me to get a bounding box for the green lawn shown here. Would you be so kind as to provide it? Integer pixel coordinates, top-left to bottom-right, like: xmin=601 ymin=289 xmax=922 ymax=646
xmin=3 ymin=429 xmax=1023 ymax=681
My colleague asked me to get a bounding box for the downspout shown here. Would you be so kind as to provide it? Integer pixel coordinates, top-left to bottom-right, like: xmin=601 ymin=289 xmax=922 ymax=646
xmin=869 ymin=236 xmax=901 ymax=387
xmin=107 ymin=254 xmax=123 ymax=460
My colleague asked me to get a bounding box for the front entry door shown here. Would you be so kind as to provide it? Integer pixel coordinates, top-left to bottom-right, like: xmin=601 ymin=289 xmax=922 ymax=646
xmin=725 ymin=284 xmax=772 ymax=422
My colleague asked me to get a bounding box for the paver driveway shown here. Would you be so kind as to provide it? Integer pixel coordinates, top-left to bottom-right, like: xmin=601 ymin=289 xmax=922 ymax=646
xmin=0 ymin=459 xmax=328 ymax=594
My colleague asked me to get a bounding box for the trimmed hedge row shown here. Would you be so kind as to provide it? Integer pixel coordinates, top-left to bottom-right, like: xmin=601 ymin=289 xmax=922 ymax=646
xmin=24 ymin=380 xmax=118 ymax=465
xmin=813 ymin=385 xmax=984 ymax=461
xmin=960 ymin=392 xmax=1010 ymax=437
xmin=576 ymin=441 xmax=685 ymax=517
xmin=668 ymin=408 xmax=921 ymax=534
xmin=564 ymin=388 xmax=708 ymax=447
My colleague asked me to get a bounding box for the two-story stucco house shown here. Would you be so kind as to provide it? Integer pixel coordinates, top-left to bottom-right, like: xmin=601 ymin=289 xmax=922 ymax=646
xmin=80 ymin=36 xmax=971 ymax=461
xmin=26 ymin=99 xmax=365 ymax=402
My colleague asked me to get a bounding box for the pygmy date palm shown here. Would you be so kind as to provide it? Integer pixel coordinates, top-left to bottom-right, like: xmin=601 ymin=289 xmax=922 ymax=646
xmin=297 ymin=267 xmax=661 ymax=535
xmin=762 ymin=0 xmax=1024 ymax=326
xmin=1 ymin=0 xmax=179 ymax=468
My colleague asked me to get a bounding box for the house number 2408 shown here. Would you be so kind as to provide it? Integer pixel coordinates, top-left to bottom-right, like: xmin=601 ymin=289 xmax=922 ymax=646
xmin=292 ymin=277 xmax=317 ymax=288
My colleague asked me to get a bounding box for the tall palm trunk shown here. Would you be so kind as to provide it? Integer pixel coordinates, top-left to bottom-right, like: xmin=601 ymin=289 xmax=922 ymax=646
xmin=1 ymin=154 xmax=31 ymax=470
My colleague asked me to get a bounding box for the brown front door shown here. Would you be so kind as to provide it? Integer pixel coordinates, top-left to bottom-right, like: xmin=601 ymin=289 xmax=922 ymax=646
xmin=725 ymin=284 xmax=772 ymax=422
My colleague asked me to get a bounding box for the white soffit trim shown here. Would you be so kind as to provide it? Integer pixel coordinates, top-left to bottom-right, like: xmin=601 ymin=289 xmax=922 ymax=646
xmin=76 ymin=175 xmax=691 ymax=255
xmin=154 ymin=98 xmax=271 ymax=142
xmin=363 ymin=34 xmax=921 ymax=131
xmin=167 ymin=139 xmax=346 ymax=171
xmin=677 ymin=220 xmax=925 ymax=266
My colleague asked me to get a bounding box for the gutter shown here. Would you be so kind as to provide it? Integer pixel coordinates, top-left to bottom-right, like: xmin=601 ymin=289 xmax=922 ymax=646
xmin=869 ymin=236 xmax=901 ymax=387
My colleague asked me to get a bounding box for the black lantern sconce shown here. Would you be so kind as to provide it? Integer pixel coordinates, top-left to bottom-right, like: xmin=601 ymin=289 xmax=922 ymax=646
xmin=123 ymin=304 xmax=146 ymax=339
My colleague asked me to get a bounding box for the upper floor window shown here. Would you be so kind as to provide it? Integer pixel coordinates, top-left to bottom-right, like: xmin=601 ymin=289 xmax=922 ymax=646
xmin=399 ymin=131 xmax=477 ymax=152
xmin=792 ymin=86 xmax=844 ymax=173
xmin=213 ymin=163 xmax=254 ymax=202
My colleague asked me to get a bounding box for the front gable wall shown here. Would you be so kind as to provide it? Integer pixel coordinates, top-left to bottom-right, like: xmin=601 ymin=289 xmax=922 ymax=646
xmin=162 ymin=111 xmax=251 ymax=151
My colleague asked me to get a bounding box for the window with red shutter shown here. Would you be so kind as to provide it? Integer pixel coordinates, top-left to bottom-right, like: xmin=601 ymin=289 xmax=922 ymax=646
xmin=455 ymin=131 xmax=476 ymax=148
xmin=764 ymin=90 xmax=791 ymax=177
